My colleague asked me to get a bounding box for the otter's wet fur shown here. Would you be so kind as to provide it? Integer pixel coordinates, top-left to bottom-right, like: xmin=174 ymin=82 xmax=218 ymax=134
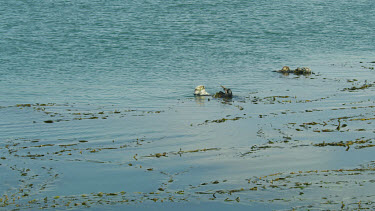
xmin=213 ymin=85 xmax=232 ymax=98
xmin=194 ymin=85 xmax=210 ymax=96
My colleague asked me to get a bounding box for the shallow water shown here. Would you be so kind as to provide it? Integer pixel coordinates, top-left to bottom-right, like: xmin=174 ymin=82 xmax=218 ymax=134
xmin=1 ymin=0 xmax=375 ymax=210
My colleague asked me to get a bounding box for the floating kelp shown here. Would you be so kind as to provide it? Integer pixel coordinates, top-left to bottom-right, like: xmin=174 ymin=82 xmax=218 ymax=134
xmin=349 ymin=117 xmax=375 ymax=121
xmin=361 ymin=66 xmax=374 ymax=70
xmin=239 ymin=136 xmax=375 ymax=157
xmin=197 ymin=117 xmax=244 ymax=126
xmin=143 ymin=148 xmax=220 ymax=159
xmin=275 ymin=66 xmax=312 ymax=75
xmin=2 ymin=135 xmax=375 ymax=210
xmin=145 ymin=152 xmax=167 ymax=158
xmin=343 ymin=82 xmax=374 ymax=91
xmin=2 ymin=60 xmax=375 ymax=210
xmin=210 ymin=117 xmax=242 ymax=123
xmin=0 ymin=137 xmax=154 ymax=165
xmin=314 ymin=139 xmax=374 ymax=150
xmin=7 ymin=103 xmax=165 ymax=123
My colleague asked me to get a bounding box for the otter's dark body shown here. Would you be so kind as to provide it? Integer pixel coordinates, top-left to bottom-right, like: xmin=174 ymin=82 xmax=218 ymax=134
xmin=214 ymin=86 xmax=232 ymax=98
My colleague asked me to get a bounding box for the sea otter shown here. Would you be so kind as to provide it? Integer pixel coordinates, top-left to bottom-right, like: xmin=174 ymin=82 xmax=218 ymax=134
xmin=194 ymin=85 xmax=210 ymax=96
xmin=194 ymin=85 xmax=233 ymax=98
xmin=213 ymin=85 xmax=232 ymax=98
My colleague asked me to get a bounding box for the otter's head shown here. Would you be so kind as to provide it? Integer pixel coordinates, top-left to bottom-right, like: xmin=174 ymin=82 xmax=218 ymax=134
xmin=194 ymin=85 xmax=210 ymax=96
xmin=225 ymin=88 xmax=232 ymax=97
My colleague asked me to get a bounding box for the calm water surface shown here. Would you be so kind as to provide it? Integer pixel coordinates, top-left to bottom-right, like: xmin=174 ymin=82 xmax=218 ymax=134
xmin=1 ymin=0 xmax=375 ymax=210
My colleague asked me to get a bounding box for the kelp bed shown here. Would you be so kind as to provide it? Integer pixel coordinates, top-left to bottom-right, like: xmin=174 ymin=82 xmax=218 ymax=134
xmin=1 ymin=62 xmax=375 ymax=210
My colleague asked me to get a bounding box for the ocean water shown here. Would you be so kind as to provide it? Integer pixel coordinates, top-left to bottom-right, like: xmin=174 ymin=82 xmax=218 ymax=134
xmin=1 ymin=0 xmax=375 ymax=210
xmin=1 ymin=0 xmax=374 ymax=107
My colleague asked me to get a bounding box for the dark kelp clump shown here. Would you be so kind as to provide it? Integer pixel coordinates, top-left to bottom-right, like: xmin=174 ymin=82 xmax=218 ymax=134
xmin=343 ymin=82 xmax=374 ymax=91
xmin=276 ymin=66 xmax=312 ymax=75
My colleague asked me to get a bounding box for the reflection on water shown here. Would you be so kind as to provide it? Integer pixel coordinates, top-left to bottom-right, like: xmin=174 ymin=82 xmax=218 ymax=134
xmin=194 ymin=96 xmax=209 ymax=105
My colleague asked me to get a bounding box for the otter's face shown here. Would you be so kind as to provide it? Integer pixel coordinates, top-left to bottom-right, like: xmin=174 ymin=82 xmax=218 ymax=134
xmin=195 ymin=85 xmax=205 ymax=92
xmin=281 ymin=66 xmax=290 ymax=72
xmin=194 ymin=85 xmax=210 ymax=96
xmin=226 ymin=89 xmax=232 ymax=96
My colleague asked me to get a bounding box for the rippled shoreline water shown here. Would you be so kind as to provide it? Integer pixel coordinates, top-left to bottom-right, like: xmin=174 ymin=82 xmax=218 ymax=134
xmin=1 ymin=0 xmax=375 ymax=210
xmin=1 ymin=61 xmax=375 ymax=210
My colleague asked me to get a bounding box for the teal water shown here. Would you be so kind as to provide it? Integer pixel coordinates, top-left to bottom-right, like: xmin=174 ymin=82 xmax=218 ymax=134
xmin=1 ymin=0 xmax=375 ymax=210
xmin=1 ymin=0 xmax=374 ymax=106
